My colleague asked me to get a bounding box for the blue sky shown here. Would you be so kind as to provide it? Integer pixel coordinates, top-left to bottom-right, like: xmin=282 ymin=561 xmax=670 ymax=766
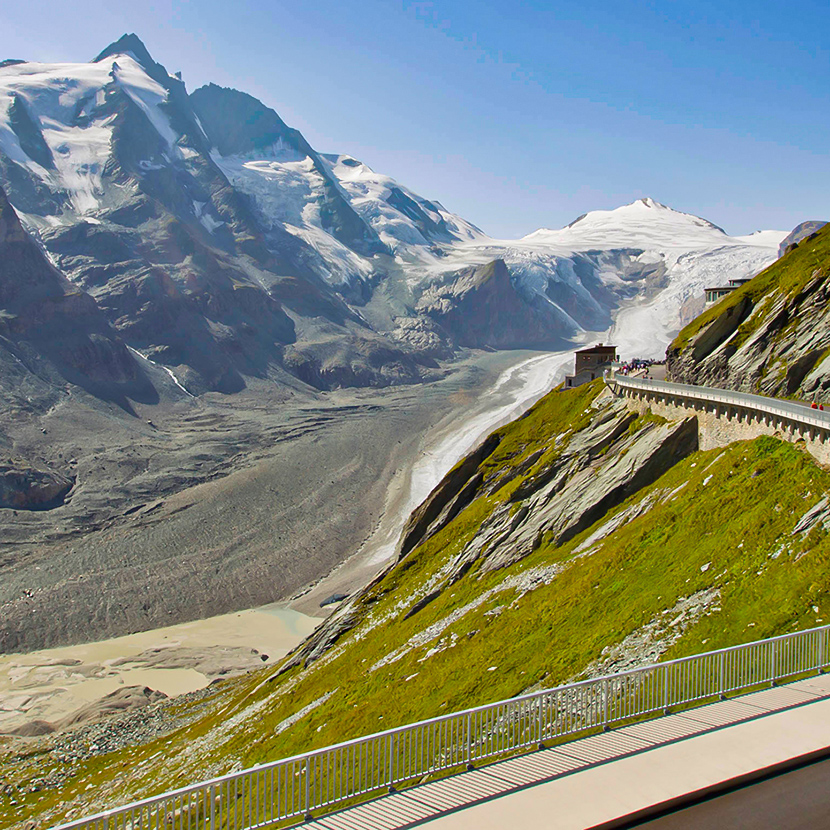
xmin=2 ymin=0 xmax=828 ymax=237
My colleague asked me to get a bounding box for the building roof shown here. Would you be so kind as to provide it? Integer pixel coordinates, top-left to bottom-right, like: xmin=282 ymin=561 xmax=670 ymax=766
xmin=576 ymin=344 xmax=617 ymax=355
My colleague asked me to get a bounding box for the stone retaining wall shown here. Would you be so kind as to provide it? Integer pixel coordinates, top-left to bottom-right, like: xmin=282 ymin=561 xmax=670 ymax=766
xmin=613 ymin=385 xmax=830 ymax=466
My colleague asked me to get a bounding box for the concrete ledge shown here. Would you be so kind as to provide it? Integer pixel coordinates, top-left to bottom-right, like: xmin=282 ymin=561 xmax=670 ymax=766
xmin=307 ymin=678 xmax=830 ymax=829
xmin=589 ymin=744 xmax=830 ymax=830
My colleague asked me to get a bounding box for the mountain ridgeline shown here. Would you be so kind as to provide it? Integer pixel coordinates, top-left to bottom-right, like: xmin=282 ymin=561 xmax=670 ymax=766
xmin=0 ymin=34 xmax=785 ymax=403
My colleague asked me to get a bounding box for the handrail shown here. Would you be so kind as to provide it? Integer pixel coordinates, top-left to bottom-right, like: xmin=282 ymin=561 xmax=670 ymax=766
xmin=49 ymin=623 xmax=830 ymax=830
xmin=606 ymin=371 xmax=830 ymax=432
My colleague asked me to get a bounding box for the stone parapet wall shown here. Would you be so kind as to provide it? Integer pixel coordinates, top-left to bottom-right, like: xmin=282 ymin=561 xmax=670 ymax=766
xmin=615 ymin=386 xmax=830 ymax=467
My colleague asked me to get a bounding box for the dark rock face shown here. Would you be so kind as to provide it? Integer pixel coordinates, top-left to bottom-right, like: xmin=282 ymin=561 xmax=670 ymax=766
xmin=397 ymin=433 xmax=502 ymax=560
xmin=386 ymin=186 xmax=453 ymax=243
xmin=416 ymin=259 xmax=573 ymax=349
xmin=8 ymin=94 xmax=54 ymax=170
xmin=0 ymin=460 xmax=73 ymax=510
xmin=778 ymin=221 xmax=828 ymax=258
xmin=189 ymin=82 xmax=302 ymax=158
xmin=0 ymin=185 xmax=151 ymax=403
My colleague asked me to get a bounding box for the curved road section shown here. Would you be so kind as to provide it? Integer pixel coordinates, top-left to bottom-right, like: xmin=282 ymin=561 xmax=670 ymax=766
xmin=606 ymin=371 xmax=830 ymax=433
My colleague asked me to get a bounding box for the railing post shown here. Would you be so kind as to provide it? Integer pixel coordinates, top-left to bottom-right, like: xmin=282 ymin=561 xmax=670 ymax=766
xmin=719 ymin=651 xmax=726 ymax=700
xmin=388 ymin=733 xmax=396 ymax=793
xmin=467 ymin=712 xmax=475 ymax=768
xmin=663 ymin=664 xmax=670 ymax=715
xmin=601 ymin=678 xmax=609 ymax=731
xmin=771 ymin=640 xmax=777 ymax=687
xmin=820 ymin=628 xmax=826 ymax=675
xmin=304 ymin=757 xmax=313 ymax=821
xmin=209 ymin=784 xmax=216 ymax=830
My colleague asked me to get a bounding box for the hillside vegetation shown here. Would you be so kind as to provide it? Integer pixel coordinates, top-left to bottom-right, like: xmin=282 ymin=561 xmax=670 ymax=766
xmin=6 ymin=378 xmax=830 ymax=828
xmin=668 ymin=223 xmax=830 ymax=400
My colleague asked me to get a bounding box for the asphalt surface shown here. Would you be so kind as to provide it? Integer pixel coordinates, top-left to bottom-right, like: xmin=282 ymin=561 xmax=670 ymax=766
xmin=632 ymin=758 xmax=830 ymax=829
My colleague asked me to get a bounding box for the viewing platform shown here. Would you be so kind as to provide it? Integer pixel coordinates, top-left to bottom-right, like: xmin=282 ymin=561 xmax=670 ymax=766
xmin=305 ymin=674 xmax=830 ymax=828
xmin=50 ymin=623 xmax=830 ymax=830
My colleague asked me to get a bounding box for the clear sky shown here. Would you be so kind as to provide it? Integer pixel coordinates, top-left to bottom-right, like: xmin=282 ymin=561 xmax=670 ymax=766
xmin=2 ymin=0 xmax=828 ymax=237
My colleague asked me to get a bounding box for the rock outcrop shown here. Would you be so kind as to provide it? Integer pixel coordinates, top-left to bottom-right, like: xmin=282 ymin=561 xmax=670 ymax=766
xmin=778 ymin=220 xmax=828 ymax=257
xmin=402 ymin=397 xmax=698 ymax=584
xmin=0 ymin=459 xmax=74 ymax=510
xmin=667 ymin=223 xmax=830 ymax=402
xmin=415 ymin=259 xmax=572 ymax=350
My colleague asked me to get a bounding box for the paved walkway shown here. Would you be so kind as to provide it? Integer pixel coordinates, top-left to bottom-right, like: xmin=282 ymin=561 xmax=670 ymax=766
xmin=634 ymin=758 xmax=830 ymax=829
xmin=306 ymin=674 xmax=830 ymax=829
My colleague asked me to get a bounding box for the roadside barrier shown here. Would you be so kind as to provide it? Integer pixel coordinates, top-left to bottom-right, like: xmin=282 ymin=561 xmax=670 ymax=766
xmin=51 ymin=623 xmax=830 ymax=830
xmin=605 ymin=371 xmax=830 ymax=434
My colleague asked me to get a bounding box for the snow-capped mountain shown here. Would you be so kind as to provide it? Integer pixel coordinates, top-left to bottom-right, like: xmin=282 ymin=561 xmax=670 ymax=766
xmin=0 ymin=36 xmax=431 ymax=394
xmin=191 ymin=89 xmax=786 ymax=357
xmin=0 ymin=34 xmax=787 ymax=399
xmin=428 ymin=198 xmax=786 ymax=358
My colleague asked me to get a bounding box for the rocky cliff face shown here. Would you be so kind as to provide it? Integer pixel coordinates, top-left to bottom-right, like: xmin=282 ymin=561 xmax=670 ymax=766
xmin=667 ymin=223 xmax=830 ymax=402
xmin=0 ymin=184 xmax=148 ymax=403
xmin=413 ymin=258 xmax=573 ymax=350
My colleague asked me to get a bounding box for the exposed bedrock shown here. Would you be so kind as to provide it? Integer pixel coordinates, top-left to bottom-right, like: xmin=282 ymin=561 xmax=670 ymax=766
xmin=450 ymin=412 xmax=698 ymax=577
xmin=667 ymin=224 xmax=830 ymax=403
xmin=282 ymin=392 xmax=699 ymax=670
xmin=0 ymin=460 xmax=74 ymax=510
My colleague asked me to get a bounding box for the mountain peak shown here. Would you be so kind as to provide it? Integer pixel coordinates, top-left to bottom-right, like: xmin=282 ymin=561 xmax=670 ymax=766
xmin=94 ymin=34 xmax=152 ymax=65
xmin=92 ymin=34 xmax=174 ymax=88
xmin=635 ymin=196 xmax=667 ymax=210
xmin=560 ymin=198 xmax=726 ymax=237
xmin=523 ymin=198 xmax=731 ymax=248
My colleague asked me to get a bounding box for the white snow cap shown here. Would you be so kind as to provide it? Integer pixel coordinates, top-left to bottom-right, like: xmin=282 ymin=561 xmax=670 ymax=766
xmin=522 ymin=198 xmax=736 ymax=251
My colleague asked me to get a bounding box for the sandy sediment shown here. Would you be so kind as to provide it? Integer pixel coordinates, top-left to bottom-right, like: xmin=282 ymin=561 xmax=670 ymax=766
xmin=0 ymin=604 xmax=321 ymax=734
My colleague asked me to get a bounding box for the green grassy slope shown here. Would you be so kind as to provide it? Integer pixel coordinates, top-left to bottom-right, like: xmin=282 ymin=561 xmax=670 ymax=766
xmin=6 ymin=381 xmax=830 ymax=828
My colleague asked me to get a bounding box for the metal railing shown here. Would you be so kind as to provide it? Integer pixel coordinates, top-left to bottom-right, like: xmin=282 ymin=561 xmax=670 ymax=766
xmin=606 ymin=371 xmax=830 ymax=433
xmin=52 ymin=624 xmax=830 ymax=830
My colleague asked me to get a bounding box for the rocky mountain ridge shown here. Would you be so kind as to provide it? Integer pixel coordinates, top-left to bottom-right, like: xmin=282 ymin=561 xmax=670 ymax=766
xmin=0 ymin=36 xmax=786 ymax=397
xmin=667 ymin=222 xmax=830 ymax=401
